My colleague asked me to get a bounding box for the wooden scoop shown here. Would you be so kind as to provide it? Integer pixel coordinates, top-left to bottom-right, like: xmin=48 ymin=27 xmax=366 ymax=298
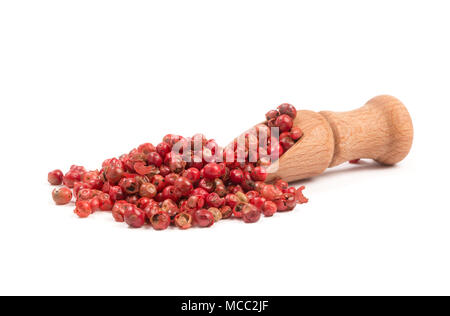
xmin=264 ymin=95 xmax=414 ymax=183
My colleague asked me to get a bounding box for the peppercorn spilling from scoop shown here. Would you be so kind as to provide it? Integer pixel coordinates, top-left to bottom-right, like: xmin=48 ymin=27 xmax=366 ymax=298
xmin=48 ymin=103 xmax=308 ymax=229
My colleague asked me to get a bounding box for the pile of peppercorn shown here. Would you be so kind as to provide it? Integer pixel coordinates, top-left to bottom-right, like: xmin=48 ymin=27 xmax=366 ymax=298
xmin=48 ymin=103 xmax=308 ymax=230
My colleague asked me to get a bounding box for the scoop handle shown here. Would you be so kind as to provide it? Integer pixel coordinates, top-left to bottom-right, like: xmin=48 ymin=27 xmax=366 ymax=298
xmin=320 ymin=95 xmax=413 ymax=167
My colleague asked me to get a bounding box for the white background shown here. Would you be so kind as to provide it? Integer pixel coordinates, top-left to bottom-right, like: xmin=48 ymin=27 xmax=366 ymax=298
xmin=0 ymin=0 xmax=449 ymax=296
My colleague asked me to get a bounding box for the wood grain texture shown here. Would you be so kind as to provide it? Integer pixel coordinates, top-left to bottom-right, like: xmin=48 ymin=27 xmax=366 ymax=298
xmin=265 ymin=110 xmax=334 ymax=183
xmin=320 ymin=95 xmax=414 ymax=167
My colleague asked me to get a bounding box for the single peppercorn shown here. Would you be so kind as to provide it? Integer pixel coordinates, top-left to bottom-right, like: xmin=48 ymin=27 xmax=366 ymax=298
xmin=119 ymin=177 xmax=139 ymax=195
xmin=48 ymin=169 xmax=63 ymax=185
xmin=203 ymin=163 xmax=222 ymax=180
xmin=206 ymin=192 xmax=225 ymax=208
xmin=74 ymin=200 xmax=92 ymax=218
xmin=174 ymin=212 xmax=193 ymax=229
xmin=124 ymin=206 xmax=146 ymax=228
xmin=230 ymin=168 xmax=244 ymax=184
xmin=242 ymin=204 xmax=261 ymax=223
xmin=250 ymin=166 xmax=267 ymax=182
xmin=150 ymin=211 xmax=171 ymax=230
xmin=277 ymin=103 xmax=297 ymax=119
xmin=275 ymin=114 xmax=294 ymax=133
xmin=265 ymin=109 xmax=279 ymax=121
xmin=139 ymin=182 xmax=157 ymax=198
xmin=52 ymin=187 xmax=72 ymax=205
xmin=262 ymin=201 xmax=277 ymax=217
xmin=290 ymin=127 xmax=303 ymax=140
xmin=220 ymin=205 xmax=233 ymax=219
xmin=208 ymin=207 xmax=222 ymax=222
xmin=193 ymin=209 xmax=215 ymax=227
xmin=174 ymin=176 xmax=194 ymax=196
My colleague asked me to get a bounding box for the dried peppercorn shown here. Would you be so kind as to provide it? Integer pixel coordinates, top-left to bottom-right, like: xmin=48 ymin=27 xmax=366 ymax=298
xmin=74 ymin=200 xmax=92 ymax=218
xmin=124 ymin=206 xmax=146 ymax=228
xmin=52 ymin=187 xmax=72 ymax=205
xmin=208 ymin=207 xmax=222 ymax=222
xmin=139 ymin=182 xmax=157 ymax=198
xmin=233 ymin=202 xmax=247 ymax=218
xmin=174 ymin=212 xmax=193 ymax=229
xmin=220 ymin=205 xmax=233 ymax=219
xmin=48 ymin=169 xmax=63 ymax=185
xmin=150 ymin=211 xmax=171 ymax=230
xmin=242 ymin=204 xmax=261 ymax=223
xmin=112 ymin=201 xmax=131 ymax=222
xmin=193 ymin=209 xmax=215 ymax=227
xmin=262 ymin=201 xmax=277 ymax=217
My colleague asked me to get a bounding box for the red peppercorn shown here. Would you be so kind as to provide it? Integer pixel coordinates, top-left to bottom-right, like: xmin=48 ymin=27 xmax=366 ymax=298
xmin=105 ymin=166 xmax=124 ymax=184
xmin=174 ymin=176 xmax=193 ymax=196
xmin=156 ymin=142 xmax=171 ymax=158
xmin=63 ymin=170 xmax=82 ymax=188
xmin=230 ymin=168 xmax=244 ymax=184
xmin=162 ymin=185 xmax=182 ymax=202
xmin=224 ymin=193 xmax=240 ymax=209
xmin=250 ymin=166 xmax=267 ymax=182
xmin=142 ymin=203 xmax=159 ymax=219
xmin=220 ymin=205 xmax=233 ymax=219
xmin=261 ymin=184 xmax=283 ymax=201
xmin=151 ymin=174 xmax=167 ymax=192
xmin=126 ymin=194 xmax=139 ymax=205
xmin=159 ymin=165 xmax=171 ymax=177
xmin=203 ymin=163 xmax=222 ymax=179
xmin=109 ymin=185 xmax=125 ymax=202
xmin=112 ymin=201 xmax=130 ymax=222
xmin=290 ymin=127 xmax=303 ymax=140
xmin=174 ymin=212 xmax=193 ymax=229
xmin=278 ymin=103 xmax=297 ymax=119
xmin=284 ymin=193 xmax=297 ymax=211
xmin=262 ymin=201 xmax=277 ymax=217
xmin=77 ymin=188 xmax=94 ymax=201
xmin=274 ymin=179 xmax=289 ymax=191
xmin=250 ymin=196 xmax=266 ymax=211
xmin=137 ymin=143 xmax=156 ymax=154
xmin=206 ymin=192 xmax=225 ymax=208
xmin=265 ymin=109 xmax=279 ymax=121
xmin=74 ymin=200 xmax=92 ymax=218
xmin=242 ymin=204 xmax=261 ymax=223
xmin=150 ymin=211 xmax=171 ymax=230
xmin=139 ymin=182 xmax=157 ymax=198
xmin=183 ymin=167 xmax=201 ymax=184
xmin=161 ymin=199 xmax=179 ymax=219
xmin=137 ymin=197 xmax=152 ymax=209
xmin=279 ymin=132 xmax=295 ymax=151
xmin=198 ymin=178 xmax=215 ymax=193
xmin=186 ymin=195 xmax=205 ymax=211
xmin=146 ymin=152 xmax=163 ymax=167
xmin=98 ymin=193 xmax=113 ymax=211
xmin=193 ymin=209 xmax=215 ymax=227
xmin=124 ymin=206 xmax=146 ymax=228
xmin=48 ymin=169 xmax=63 ymax=185
xmin=165 ymin=173 xmax=180 ymax=186
xmin=119 ymin=177 xmax=139 ymax=195
xmin=214 ymin=184 xmax=227 ymax=197
xmin=275 ymin=114 xmax=294 ymax=133
xmin=273 ymin=196 xmax=288 ymax=212
xmin=52 ymin=187 xmax=72 ymax=205
xmin=208 ymin=207 xmax=222 ymax=222
xmin=233 ymin=202 xmax=247 ymax=218
xmin=89 ymin=197 xmax=101 ymax=212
